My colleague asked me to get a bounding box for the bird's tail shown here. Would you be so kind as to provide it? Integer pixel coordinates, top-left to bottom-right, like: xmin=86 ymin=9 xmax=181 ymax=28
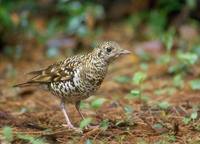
xmin=13 ymin=81 xmax=36 ymax=87
xmin=13 ymin=81 xmax=48 ymax=91
xmin=13 ymin=70 xmax=45 ymax=88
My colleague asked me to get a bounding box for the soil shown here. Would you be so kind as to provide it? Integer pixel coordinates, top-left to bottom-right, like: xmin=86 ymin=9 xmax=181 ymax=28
xmin=0 ymin=26 xmax=200 ymax=144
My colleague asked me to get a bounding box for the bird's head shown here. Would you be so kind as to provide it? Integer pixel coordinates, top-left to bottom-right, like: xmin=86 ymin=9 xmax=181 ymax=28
xmin=94 ymin=41 xmax=131 ymax=63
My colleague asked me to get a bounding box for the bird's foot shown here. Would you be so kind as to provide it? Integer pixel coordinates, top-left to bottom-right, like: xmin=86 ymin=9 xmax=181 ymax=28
xmin=62 ymin=124 xmax=82 ymax=133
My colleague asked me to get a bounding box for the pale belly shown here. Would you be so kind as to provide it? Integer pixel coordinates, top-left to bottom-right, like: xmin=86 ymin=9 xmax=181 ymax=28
xmin=48 ymin=66 xmax=105 ymax=103
xmin=49 ymin=80 xmax=100 ymax=103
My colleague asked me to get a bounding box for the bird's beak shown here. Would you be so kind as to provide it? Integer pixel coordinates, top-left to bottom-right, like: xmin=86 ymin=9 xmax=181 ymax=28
xmin=120 ymin=49 xmax=131 ymax=55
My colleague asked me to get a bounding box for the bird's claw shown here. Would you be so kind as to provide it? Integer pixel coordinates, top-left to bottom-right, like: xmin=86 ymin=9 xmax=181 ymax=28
xmin=62 ymin=124 xmax=83 ymax=133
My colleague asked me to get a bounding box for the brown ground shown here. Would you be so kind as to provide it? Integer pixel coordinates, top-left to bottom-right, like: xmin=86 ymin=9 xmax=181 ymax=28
xmin=0 ymin=26 xmax=200 ymax=144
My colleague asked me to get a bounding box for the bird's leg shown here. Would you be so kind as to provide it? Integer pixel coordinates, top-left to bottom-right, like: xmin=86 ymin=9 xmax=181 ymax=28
xmin=75 ymin=101 xmax=85 ymax=120
xmin=60 ymin=101 xmax=75 ymax=129
xmin=75 ymin=101 xmax=99 ymax=129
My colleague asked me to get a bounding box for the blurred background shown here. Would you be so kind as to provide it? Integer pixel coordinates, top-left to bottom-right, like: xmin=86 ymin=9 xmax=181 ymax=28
xmin=0 ymin=0 xmax=200 ymax=61
xmin=1 ymin=0 xmax=200 ymax=143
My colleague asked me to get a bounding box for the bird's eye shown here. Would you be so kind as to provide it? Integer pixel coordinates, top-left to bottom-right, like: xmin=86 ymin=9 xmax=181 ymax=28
xmin=106 ymin=47 xmax=112 ymax=53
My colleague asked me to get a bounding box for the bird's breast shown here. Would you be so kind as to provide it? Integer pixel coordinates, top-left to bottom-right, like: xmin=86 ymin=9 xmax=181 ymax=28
xmin=83 ymin=65 xmax=107 ymax=90
xmin=73 ymin=68 xmax=82 ymax=87
xmin=49 ymin=64 xmax=107 ymax=101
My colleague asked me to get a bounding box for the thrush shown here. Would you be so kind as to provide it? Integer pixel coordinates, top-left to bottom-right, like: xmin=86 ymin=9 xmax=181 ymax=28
xmin=14 ymin=41 xmax=131 ymax=130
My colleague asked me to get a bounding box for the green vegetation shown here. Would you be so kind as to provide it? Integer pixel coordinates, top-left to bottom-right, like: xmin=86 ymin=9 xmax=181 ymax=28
xmin=79 ymin=117 xmax=92 ymax=129
xmin=2 ymin=126 xmax=13 ymax=143
xmin=129 ymin=71 xmax=148 ymax=102
xmin=0 ymin=0 xmax=104 ymax=59
xmin=91 ymin=97 xmax=107 ymax=109
xmin=2 ymin=126 xmax=46 ymax=144
xmin=157 ymin=101 xmax=170 ymax=110
xmin=1 ymin=0 xmax=200 ymax=143
xmin=190 ymin=79 xmax=200 ymax=90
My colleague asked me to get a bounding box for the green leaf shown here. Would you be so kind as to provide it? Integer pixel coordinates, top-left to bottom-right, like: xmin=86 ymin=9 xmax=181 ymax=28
xmin=158 ymin=101 xmax=170 ymax=110
xmin=80 ymin=117 xmax=92 ymax=129
xmin=2 ymin=126 xmax=13 ymax=142
xmin=100 ymin=119 xmax=109 ymax=130
xmin=17 ymin=134 xmax=46 ymax=144
xmin=190 ymin=79 xmax=200 ymax=90
xmin=177 ymin=52 xmax=198 ymax=65
xmin=79 ymin=101 xmax=90 ymax=109
xmin=132 ymin=71 xmax=147 ymax=85
xmin=130 ymin=90 xmax=141 ymax=97
xmin=173 ymin=74 xmax=184 ymax=88
xmin=91 ymin=98 xmax=106 ymax=109
xmin=191 ymin=111 xmax=198 ymax=120
xmin=182 ymin=117 xmax=191 ymax=125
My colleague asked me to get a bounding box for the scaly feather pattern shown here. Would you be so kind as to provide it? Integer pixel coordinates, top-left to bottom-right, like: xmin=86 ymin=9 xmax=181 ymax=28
xmin=14 ymin=41 xmax=131 ymax=130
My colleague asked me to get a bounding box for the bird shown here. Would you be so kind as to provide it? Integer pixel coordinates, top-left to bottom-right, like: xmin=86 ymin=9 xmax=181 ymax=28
xmin=14 ymin=41 xmax=131 ymax=130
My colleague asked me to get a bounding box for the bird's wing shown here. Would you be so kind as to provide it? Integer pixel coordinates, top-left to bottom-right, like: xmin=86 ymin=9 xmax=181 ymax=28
xmin=31 ymin=59 xmax=82 ymax=83
xmin=30 ymin=65 xmax=72 ymax=83
xmin=14 ymin=56 xmax=83 ymax=87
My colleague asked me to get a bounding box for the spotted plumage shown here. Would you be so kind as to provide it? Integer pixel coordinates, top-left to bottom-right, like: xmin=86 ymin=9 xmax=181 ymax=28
xmin=14 ymin=41 xmax=131 ymax=130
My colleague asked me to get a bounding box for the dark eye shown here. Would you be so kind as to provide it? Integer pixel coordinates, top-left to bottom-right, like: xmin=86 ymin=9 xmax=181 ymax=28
xmin=106 ymin=47 xmax=112 ymax=53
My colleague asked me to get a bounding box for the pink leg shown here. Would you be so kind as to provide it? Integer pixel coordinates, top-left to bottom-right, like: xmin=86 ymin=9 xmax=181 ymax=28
xmin=60 ymin=102 xmax=75 ymax=129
